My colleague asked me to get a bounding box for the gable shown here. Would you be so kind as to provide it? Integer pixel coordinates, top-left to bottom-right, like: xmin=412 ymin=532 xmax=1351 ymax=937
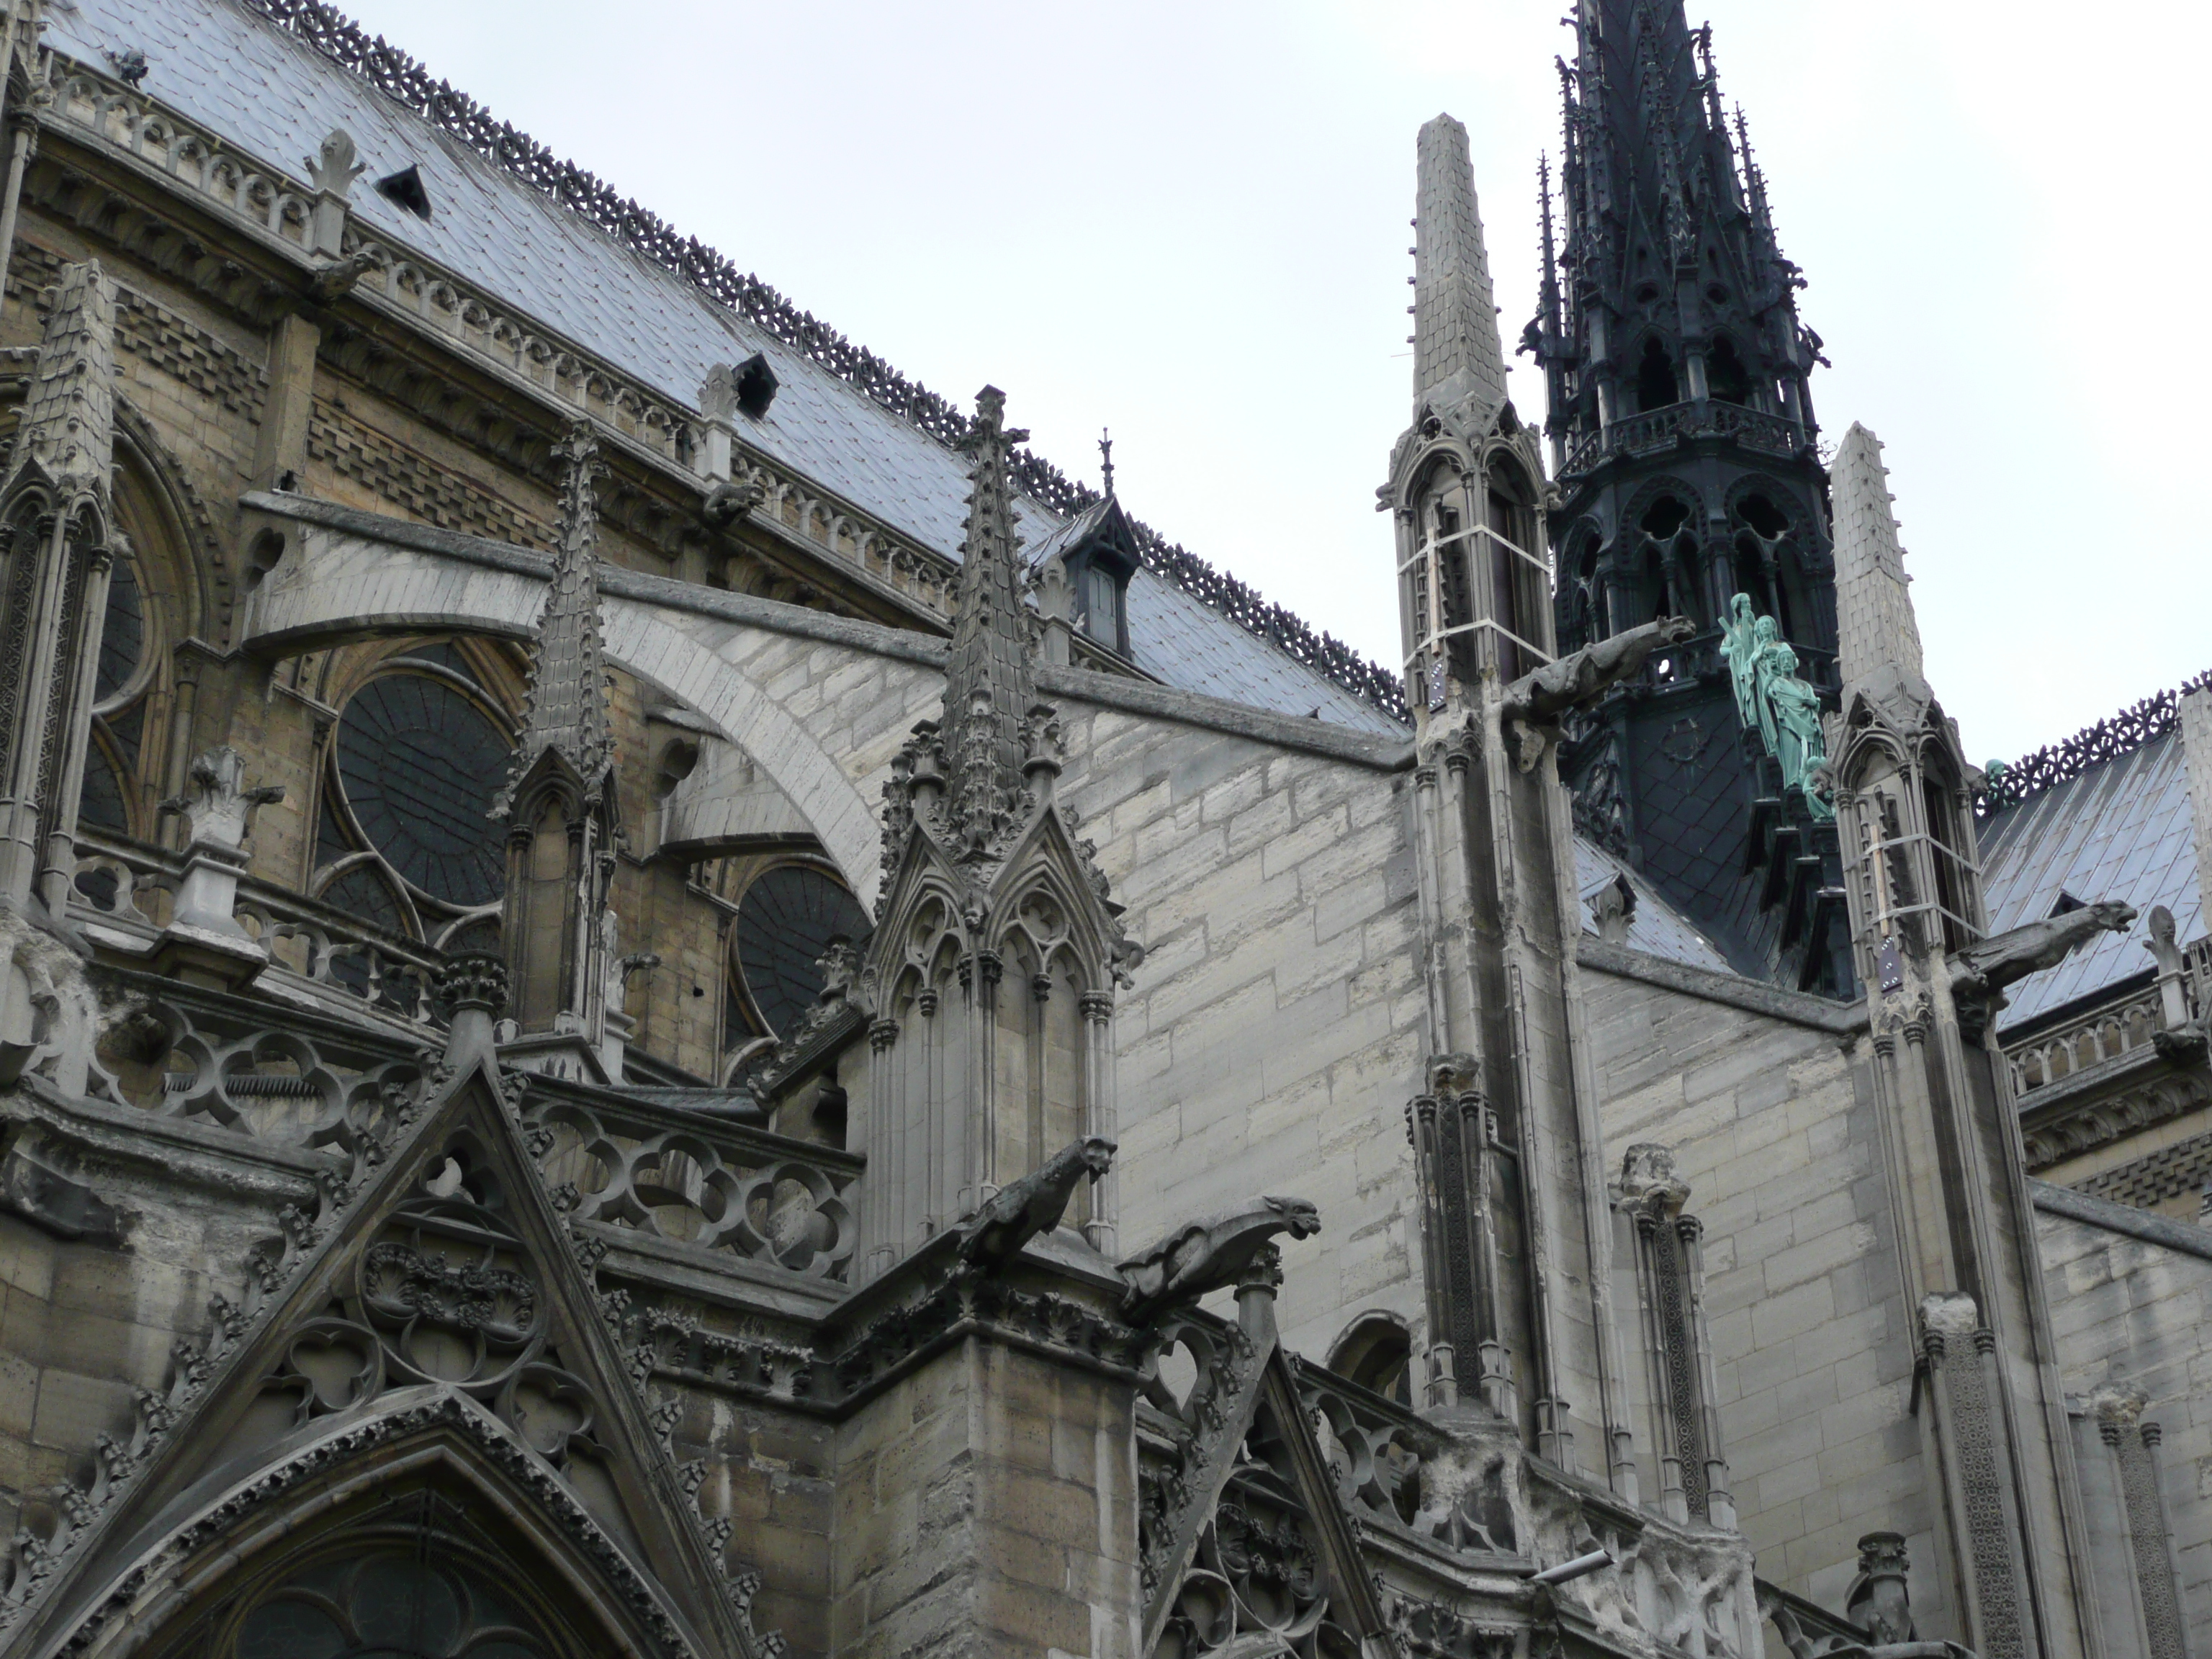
xmin=0 ymin=1047 xmax=771 ymax=1659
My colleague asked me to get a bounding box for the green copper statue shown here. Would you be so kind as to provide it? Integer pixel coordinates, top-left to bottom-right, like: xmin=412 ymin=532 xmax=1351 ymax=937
xmin=1722 ymin=594 xmax=1834 ymax=822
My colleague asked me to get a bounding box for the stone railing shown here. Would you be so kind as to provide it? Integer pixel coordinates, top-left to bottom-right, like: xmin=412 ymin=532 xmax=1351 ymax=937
xmin=1290 ymin=1358 xmax=1434 ymax=1534
xmin=70 ymin=831 xmax=451 ymax=1032
xmin=1561 ymin=400 xmax=1807 ymax=477
xmin=84 ymin=968 xmax=426 ymax=1154
xmin=2005 ymin=986 xmax=2167 ymax=1094
xmin=526 ymin=1087 xmax=860 ymax=1282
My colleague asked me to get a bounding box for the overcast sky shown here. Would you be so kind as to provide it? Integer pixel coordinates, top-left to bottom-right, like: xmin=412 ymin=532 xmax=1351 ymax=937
xmin=336 ymin=0 xmax=2207 ymax=765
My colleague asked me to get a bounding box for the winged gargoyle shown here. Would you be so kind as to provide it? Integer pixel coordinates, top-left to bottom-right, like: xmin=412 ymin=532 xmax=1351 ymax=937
xmin=1499 ymin=616 xmax=1697 ymax=770
xmin=1115 ymin=1195 xmax=1321 ymax=1326
xmin=953 ymin=1136 xmax=1117 ymax=1272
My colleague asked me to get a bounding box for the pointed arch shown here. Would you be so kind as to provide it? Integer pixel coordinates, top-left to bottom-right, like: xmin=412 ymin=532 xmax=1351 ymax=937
xmin=63 ymin=1391 xmax=704 ymax=1659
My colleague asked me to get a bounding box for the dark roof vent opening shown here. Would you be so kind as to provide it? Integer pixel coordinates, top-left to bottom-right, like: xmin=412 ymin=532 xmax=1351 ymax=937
xmin=374 ymin=164 xmax=432 ymax=220
xmin=735 ymin=353 xmax=778 ymax=420
xmin=2049 ymin=891 xmax=2087 ymax=917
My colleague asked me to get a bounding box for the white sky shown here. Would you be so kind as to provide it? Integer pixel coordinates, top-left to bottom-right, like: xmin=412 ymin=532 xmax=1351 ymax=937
xmin=338 ymin=0 xmax=2208 ymax=765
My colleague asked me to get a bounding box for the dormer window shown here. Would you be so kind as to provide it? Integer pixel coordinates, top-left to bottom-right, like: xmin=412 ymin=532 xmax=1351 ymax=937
xmin=1043 ymin=493 xmax=1141 ymax=660
xmin=1070 ymin=549 xmax=1130 ymax=655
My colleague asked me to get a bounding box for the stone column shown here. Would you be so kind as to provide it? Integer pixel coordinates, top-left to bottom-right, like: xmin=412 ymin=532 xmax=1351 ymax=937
xmin=1079 ymin=989 xmax=1118 ymax=1256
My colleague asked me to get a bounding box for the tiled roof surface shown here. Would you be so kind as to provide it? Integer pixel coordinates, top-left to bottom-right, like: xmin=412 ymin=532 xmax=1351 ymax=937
xmin=56 ymin=0 xmax=1403 ymax=735
xmin=1573 ymin=838 xmax=1737 ymax=976
xmin=1978 ymin=729 xmax=2200 ymax=1030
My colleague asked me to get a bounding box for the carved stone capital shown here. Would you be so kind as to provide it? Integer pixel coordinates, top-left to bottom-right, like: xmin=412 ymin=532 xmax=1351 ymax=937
xmin=436 ymin=951 xmax=509 ymax=1017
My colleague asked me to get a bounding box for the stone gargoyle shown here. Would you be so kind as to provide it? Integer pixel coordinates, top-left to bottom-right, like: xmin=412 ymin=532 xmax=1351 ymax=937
xmin=953 ymin=1135 xmax=1117 ymax=1272
xmin=1499 ymin=616 xmax=1697 ymax=770
xmin=1115 ymin=1195 xmax=1321 ymax=1325
xmin=1947 ymin=901 xmax=2136 ymax=1007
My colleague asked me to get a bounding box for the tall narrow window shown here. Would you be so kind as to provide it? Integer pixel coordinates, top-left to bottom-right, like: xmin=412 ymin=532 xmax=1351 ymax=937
xmin=1488 ymin=488 xmax=1523 ymax=680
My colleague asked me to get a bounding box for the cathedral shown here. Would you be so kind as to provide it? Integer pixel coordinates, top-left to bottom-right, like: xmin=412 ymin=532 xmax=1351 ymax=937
xmin=0 ymin=0 xmax=2203 ymax=1655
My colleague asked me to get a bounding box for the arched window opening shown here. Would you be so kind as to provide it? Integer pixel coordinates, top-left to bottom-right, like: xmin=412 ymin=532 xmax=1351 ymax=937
xmin=1486 ymin=482 xmax=1527 ymax=680
xmin=1707 ymin=336 xmax=1754 ymax=406
xmin=1328 ymin=1315 xmax=1413 ymax=1407
xmin=1637 ymin=495 xmax=1695 ymax=626
xmin=226 ymin=1550 xmax=554 ymax=1659
xmin=1635 ymin=338 xmax=1678 ymax=412
xmin=1735 ymin=493 xmax=1789 ymax=541
xmin=1921 ymin=771 xmax=1976 ymax=954
xmin=729 ymin=861 xmax=869 ymax=1044
xmin=314 ymin=646 xmax=515 ymax=953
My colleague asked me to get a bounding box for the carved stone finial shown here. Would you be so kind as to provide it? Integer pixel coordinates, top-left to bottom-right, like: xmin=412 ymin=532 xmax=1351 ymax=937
xmin=2 ymin=261 xmax=115 ymax=516
xmin=438 ymin=951 xmax=509 ymax=1017
xmin=305 ymin=128 xmax=366 ymax=198
xmin=1588 ymin=871 xmax=1636 ymax=945
xmin=1842 ymin=1531 xmax=1917 ymax=1645
xmin=497 ymin=420 xmax=615 ymax=817
xmin=158 ymin=747 xmax=285 ymax=853
xmin=1617 ymin=1143 xmax=1691 ymax=1215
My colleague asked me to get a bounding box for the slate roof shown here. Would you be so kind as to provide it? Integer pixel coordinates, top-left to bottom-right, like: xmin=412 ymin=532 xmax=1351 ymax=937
xmin=55 ymin=0 xmax=1402 ymax=735
xmin=1573 ymin=838 xmax=1737 ymax=976
xmin=1979 ymin=728 xmax=2201 ymax=1031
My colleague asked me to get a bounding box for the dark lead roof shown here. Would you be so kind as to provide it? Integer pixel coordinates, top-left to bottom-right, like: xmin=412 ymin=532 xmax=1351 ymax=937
xmin=1979 ymin=727 xmax=2200 ymax=1030
xmin=58 ymin=0 xmax=1403 ymax=734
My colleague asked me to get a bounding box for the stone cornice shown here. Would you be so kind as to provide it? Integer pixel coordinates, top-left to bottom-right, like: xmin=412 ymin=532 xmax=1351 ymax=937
xmin=1575 ymin=938 xmax=1867 ymax=1036
xmin=2029 ymin=1178 xmax=2212 ymax=1264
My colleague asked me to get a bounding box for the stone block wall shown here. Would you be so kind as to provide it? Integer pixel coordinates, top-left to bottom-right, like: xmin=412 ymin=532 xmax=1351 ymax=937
xmin=2037 ymin=1205 xmax=2212 ymax=1640
xmin=1052 ymin=708 xmax=1428 ymax=1364
xmin=831 ymin=1336 xmax=1138 ymax=1658
xmin=1578 ymin=966 xmax=1943 ymax=1624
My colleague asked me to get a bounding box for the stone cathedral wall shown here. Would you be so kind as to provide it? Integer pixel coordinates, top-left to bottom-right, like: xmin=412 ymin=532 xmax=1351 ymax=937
xmin=1578 ymin=967 xmax=1948 ymax=1625
xmin=2036 ymin=1206 xmax=2212 ymax=1639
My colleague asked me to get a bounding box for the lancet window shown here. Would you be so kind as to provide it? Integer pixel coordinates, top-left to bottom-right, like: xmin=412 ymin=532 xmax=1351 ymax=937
xmin=1613 ymin=1144 xmax=1733 ymax=1527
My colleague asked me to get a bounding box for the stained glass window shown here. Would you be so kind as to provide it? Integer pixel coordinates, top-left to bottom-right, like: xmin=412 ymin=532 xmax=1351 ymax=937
xmin=320 ymin=863 xmax=405 ymax=938
xmin=735 ymin=866 xmax=866 ymax=1038
xmin=230 ymin=1550 xmax=548 ymax=1659
xmin=96 ymin=552 xmax=142 ymax=702
xmin=76 ymin=742 xmax=127 ymax=832
xmin=336 ymin=676 xmax=508 ymax=907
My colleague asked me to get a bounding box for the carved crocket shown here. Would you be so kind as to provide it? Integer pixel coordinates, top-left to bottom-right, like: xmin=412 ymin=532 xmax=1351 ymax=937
xmin=953 ymin=1136 xmax=1116 ymax=1272
xmin=1115 ymin=1195 xmax=1321 ymax=1325
xmin=1498 ymin=616 xmax=1697 ymax=770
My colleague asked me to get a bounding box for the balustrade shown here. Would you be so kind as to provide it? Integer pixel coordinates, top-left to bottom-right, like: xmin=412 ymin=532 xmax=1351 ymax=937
xmin=71 ymin=832 xmax=449 ymax=1031
xmin=2006 ymin=987 xmax=2170 ymax=1093
xmin=529 ymin=1090 xmax=860 ymax=1282
xmin=1561 ymin=400 xmax=1807 ymax=477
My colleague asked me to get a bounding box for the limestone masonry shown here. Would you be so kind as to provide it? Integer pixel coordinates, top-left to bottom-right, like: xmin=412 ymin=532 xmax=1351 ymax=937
xmin=0 ymin=2 xmax=2201 ymax=1657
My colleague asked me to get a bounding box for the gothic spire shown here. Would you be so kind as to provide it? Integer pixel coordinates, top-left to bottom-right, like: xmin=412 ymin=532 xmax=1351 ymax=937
xmin=2 ymin=260 xmax=114 ymax=522
xmin=500 ymin=420 xmax=614 ymax=813
xmin=943 ymin=385 xmax=1036 ymax=855
xmin=1413 ymin=114 xmax=1509 ymax=436
xmin=1830 ymin=423 xmax=1927 ymax=703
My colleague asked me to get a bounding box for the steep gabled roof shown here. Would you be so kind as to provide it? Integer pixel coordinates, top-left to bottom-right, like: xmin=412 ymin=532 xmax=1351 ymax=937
xmin=51 ymin=0 xmax=1406 ymax=734
xmin=1980 ymin=725 xmax=2200 ymax=1030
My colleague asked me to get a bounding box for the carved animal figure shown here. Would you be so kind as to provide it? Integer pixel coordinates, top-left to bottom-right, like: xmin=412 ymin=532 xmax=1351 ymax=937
xmin=953 ymin=1136 xmax=1117 ymax=1271
xmin=1115 ymin=1195 xmax=1321 ymax=1323
xmin=1500 ymin=616 xmax=1696 ymax=770
xmin=1501 ymin=616 xmax=1697 ymax=726
xmin=1948 ymin=901 xmax=2136 ymax=1002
